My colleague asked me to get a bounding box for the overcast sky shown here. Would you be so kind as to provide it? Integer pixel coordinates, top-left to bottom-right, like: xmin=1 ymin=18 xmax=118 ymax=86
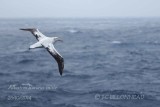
xmin=0 ymin=0 xmax=160 ymax=18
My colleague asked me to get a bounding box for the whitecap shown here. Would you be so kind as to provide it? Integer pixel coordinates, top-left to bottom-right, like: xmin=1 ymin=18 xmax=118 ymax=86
xmin=68 ymin=29 xmax=78 ymax=33
xmin=111 ymin=41 xmax=122 ymax=44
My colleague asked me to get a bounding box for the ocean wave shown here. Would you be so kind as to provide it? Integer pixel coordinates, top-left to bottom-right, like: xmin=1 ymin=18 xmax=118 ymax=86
xmin=18 ymin=59 xmax=35 ymax=64
xmin=63 ymin=73 xmax=92 ymax=79
xmin=0 ymin=73 xmax=11 ymax=76
xmin=52 ymin=103 xmax=78 ymax=107
xmin=14 ymin=49 xmax=31 ymax=54
xmin=144 ymin=41 xmax=160 ymax=45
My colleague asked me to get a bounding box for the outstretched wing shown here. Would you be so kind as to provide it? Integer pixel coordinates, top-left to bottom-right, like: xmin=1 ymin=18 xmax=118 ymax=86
xmin=46 ymin=44 xmax=64 ymax=76
xmin=20 ymin=28 xmax=46 ymax=41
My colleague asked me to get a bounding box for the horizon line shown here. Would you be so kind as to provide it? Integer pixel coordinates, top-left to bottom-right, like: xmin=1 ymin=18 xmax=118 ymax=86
xmin=0 ymin=16 xmax=160 ymax=19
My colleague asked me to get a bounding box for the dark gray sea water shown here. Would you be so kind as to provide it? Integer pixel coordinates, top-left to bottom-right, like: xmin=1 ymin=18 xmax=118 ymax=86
xmin=0 ymin=18 xmax=160 ymax=107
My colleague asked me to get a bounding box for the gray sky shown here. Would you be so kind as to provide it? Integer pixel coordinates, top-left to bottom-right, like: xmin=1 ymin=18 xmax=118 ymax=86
xmin=0 ymin=0 xmax=160 ymax=18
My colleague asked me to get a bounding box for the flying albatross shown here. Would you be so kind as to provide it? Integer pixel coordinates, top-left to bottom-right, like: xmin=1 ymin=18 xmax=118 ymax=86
xmin=20 ymin=28 xmax=64 ymax=76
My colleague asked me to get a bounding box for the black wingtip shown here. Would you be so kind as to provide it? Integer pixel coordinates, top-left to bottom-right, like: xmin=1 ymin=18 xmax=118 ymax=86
xmin=60 ymin=70 xmax=63 ymax=76
xmin=20 ymin=28 xmax=30 ymax=31
xmin=19 ymin=28 xmax=37 ymax=31
xmin=58 ymin=58 xmax=64 ymax=76
xmin=20 ymin=28 xmax=24 ymax=30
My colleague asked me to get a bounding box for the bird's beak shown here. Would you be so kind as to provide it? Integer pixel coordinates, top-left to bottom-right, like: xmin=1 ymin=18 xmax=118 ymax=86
xmin=55 ymin=37 xmax=63 ymax=42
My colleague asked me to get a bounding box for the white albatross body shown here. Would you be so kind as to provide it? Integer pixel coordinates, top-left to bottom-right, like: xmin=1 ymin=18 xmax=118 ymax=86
xmin=20 ymin=28 xmax=64 ymax=76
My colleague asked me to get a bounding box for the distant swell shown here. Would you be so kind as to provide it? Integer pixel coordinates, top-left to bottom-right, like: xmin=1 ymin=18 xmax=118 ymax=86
xmin=18 ymin=59 xmax=35 ymax=64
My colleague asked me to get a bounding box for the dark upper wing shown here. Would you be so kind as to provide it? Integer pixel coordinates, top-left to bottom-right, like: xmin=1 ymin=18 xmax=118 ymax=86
xmin=20 ymin=28 xmax=46 ymax=41
xmin=46 ymin=44 xmax=64 ymax=76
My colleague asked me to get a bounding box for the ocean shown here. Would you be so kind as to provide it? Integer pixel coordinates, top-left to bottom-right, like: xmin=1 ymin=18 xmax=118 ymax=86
xmin=0 ymin=18 xmax=160 ymax=107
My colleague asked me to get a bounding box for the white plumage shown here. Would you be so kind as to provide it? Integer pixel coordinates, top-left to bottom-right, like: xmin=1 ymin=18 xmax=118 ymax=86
xmin=20 ymin=28 xmax=64 ymax=76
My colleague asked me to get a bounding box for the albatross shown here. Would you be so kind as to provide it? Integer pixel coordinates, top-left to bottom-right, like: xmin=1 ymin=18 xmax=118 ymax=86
xmin=20 ymin=28 xmax=64 ymax=76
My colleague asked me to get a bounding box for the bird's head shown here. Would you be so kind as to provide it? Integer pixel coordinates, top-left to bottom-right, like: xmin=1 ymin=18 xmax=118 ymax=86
xmin=52 ymin=37 xmax=63 ymax=44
